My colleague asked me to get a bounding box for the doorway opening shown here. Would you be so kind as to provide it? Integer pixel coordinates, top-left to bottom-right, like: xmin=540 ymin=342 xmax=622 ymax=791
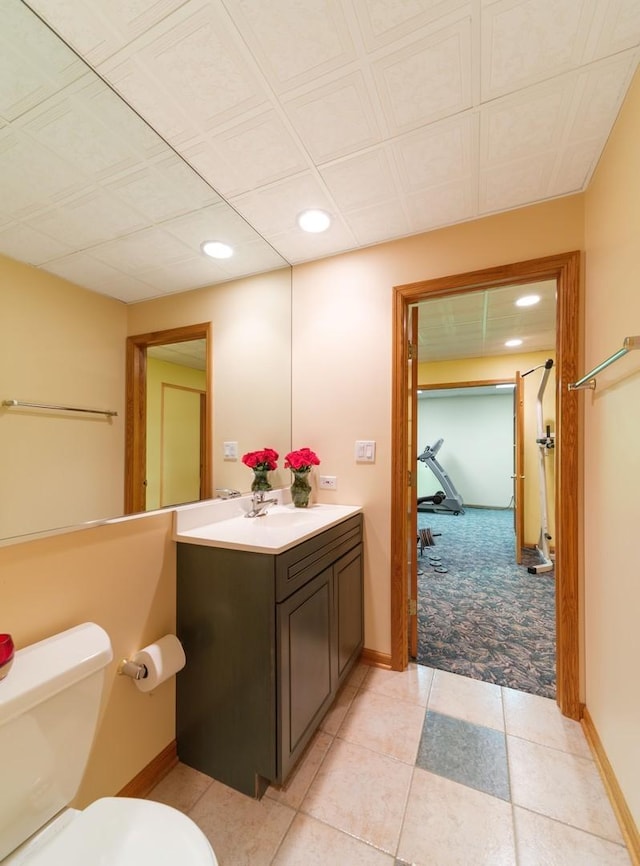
xmin=125 ymin=322 xmax=212 ymax=515
xmin=391 ymin=252 xmax=580 ymax=719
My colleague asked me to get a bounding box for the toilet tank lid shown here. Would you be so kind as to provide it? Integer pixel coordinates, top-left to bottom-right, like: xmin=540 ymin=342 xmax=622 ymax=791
xmin=0 ymin=623 xmax=113 ymax=726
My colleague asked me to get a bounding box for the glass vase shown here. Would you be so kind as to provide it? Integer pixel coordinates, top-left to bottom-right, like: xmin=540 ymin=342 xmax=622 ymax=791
xmin=290 ymin=470 xmax=311 ymax=508
xmin=251 ymin=469 xmax=272 ymax=492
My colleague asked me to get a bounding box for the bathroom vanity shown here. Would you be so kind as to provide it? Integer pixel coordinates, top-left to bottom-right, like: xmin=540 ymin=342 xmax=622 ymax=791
xmin=174 ymin=499 xmax=363 ymax=798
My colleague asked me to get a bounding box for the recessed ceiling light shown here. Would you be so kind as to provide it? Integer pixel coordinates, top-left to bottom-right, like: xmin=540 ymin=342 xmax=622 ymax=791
xmin=201 ymin=240 xmax=233 ymax=259
xmin=516 ymin=294 xmax=541 ymax=307
xmin=505 ymin=339 xmax=523 ymax=348
xmin=297 ymin=209 xmax=331 ymax=233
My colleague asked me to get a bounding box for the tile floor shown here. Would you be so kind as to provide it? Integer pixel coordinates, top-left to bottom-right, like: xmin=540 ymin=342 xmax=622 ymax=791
xmin=148 ymin=663 xmax=632 ymax=865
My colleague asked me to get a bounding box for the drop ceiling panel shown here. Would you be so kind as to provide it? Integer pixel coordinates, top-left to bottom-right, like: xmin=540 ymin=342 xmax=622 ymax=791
xmin=3 ymin=0 xmax=639 ymax=303
xmin=283 ymin=71 xmax=381 ymax=163
xmin=181 ymin=111 xmax=310 ymax=199
xmin=223 ymin=0 xmax=358 ymax=93
xmin=373 ymin=18 xmax=473 ymax=134
xmin=319 ymin=147 xmax=399 ymax=211
xmin=353 ymin=0 xmax=471 ymax=52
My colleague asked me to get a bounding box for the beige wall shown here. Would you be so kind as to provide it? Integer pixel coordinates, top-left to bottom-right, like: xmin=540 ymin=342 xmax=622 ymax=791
xmin=583 ymin=68 xmax=640 ymax=825
xmin=291 ymin=196 xmax=583 ymax=657
xmin=419 ymin=352 xmax=557 ymax=546
xmin=127 ymin=268 xmax=292 ymax=494
xmin=0 ymin=513 xmax=176 ymax=808
xmin=0 ymin=255 xmax=127 ymax=538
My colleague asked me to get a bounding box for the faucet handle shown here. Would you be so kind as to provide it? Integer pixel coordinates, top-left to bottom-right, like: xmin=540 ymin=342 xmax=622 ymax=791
xmin=216 ymin=488 xmax=241 ymax=499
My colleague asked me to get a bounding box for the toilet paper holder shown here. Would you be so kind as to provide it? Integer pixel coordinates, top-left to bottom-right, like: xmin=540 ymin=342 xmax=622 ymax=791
xmin=118 ymin=658 xmax=148 ymax=680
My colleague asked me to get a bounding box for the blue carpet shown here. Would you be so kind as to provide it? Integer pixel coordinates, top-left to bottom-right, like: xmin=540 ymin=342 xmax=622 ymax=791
xmin=416 ymin=507 xmax=556 ymax=698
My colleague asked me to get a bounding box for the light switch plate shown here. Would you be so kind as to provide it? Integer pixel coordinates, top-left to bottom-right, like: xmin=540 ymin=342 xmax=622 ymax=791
xmin=355 ymin=440 xmax=376 ymax=463
xmin=223 ymin=441 xmax=238 ymax=460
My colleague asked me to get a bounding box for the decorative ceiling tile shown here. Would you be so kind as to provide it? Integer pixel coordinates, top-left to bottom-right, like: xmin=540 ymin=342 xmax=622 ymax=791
xmin=0 ymin=222 xmax=73 ymax=265
xmin=353 ymin=0 xmax=471 ymax=51
xmin=479 ymin=152 xmax=555 ymax=214
xmin=223 ymin=0 xmax=357 ymax=93
xmin=0 ymin=0 xmax=85 ymax=121
xmin=587 ymin=0 xmax=640 ymax=60
xmin=319 ymin=147 xmax=399 ymax=210
xmin=264 ymin=218 xmax=357 ymax=263
xmin=88 ymin=227 xmax=195 ymax=274
xmin=181 ymin=110 xmax=310 ymax=199
xmin=393 ymin=112 xmax=477 ymax=192
xmin=480 ymin=79 xmax=570 ymax=165
xmin=41 ymin=251 xmax=158 ymax=302
xmin=104 ymin=155 xmax=220 ymax=223
xmin=98 ymin=1 xmax=269 ymax=138
xmin=283 ymin=71 xmax=381 ymax=162
xmin=481 ymin=0 xmax=594 ymax=100
xmin=230 ymin=171 xmax=337 ymax=236
xmin=28 ymin=190 xmax=148 ymax=248
xmin=405 ymin=178 xmax=476 ymax=232
xmin=343 ymin=199 xmax=411 ymax=246
xmin=565 ymin=52 xmax=639 ymax=143
xmin=549 ymin=137 xmax=605 ymax=195
xmin=0 ymin=128 xmax=84 ymax=219
xmin=161 ymin=203 xmax=264 ymax=250
xmin=373 ymin=17 xmax=472 ymax=134
xmin=26 ymin=0 xmax=200 ymax=66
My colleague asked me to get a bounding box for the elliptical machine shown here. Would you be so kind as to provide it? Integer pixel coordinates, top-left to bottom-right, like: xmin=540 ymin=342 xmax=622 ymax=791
xmin=417 ymin=438 xmax=464 ymax=515
xmin=522 ymin=359 xmax=555 ymax=574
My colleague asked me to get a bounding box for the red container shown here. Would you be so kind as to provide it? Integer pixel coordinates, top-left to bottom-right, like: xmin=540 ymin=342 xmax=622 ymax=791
xmin=0 ymin=633 xmax=14 ymax=679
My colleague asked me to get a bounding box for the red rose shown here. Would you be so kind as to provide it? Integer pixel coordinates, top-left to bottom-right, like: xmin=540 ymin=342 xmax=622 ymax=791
xmin=242 ymin=448 xmax=279 ymax=471
xmin=284 ymin=448 xmax=320 ymax=471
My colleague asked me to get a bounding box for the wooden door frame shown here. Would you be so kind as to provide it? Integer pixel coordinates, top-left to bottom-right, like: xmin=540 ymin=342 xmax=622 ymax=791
xmin=125 ymin=322 xmax=212 ymax=514
xmin=391 ymin=252 xmax=581 ymax=719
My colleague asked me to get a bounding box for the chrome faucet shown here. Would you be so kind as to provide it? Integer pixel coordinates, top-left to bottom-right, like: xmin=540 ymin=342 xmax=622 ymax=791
xmin=245 ymin=490 xmax=278 ymax=518
xmin=215 ymin=488 xmax=241 ymax=499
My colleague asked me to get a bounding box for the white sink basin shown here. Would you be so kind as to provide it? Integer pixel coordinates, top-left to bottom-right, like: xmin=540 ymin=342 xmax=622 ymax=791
xmin=174 ymin=502 xmax=362 ymax=553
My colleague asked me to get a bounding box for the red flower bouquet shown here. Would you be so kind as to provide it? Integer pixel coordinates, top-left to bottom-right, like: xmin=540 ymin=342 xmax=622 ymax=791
xmin=241 ymin=448 xmax=279 ymax=471
xmin=284 ymin=448 xmax=320 ymax=472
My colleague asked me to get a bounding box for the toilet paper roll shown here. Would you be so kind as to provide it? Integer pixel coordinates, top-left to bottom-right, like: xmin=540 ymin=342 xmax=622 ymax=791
xmin=132 ymin=634 xmax=186 ymax=693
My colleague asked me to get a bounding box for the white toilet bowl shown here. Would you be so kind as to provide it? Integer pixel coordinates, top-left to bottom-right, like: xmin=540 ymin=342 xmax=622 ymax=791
xmin=3 ymin=799 xmax=217 ymax=865
xmin=0 ymin=624 xmax=218 ymax=865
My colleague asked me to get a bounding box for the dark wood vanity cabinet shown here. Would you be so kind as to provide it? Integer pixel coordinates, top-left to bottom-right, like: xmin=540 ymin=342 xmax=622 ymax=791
xmin=176 ymin=512 xmax=363 ymax=798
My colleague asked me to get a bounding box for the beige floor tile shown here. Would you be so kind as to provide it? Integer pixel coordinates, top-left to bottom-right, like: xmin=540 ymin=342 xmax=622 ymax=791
xmin=272 ymin=813 xmax=394 ymax=865
xmin=319 ymin=683 xmax=357 ymax=735
xmin=188 ymin=779 xmax=295 ymax=866
xmin=428 ymin=669 xmax=504 ymax=731
xmin=337 ymin=688 xmax=426 ymax=764
xmin=146 ymin=761 xmax=213 ymax=812
xmin=345 ymin=662 xmax=369 ymax=689
xmin=397 ymin=768 xmax=516 ymax=866
xmin=362 ymin=662 xmax=434 ymax=707
xmin=301 ymin=738 xmax=412 ymax=854
xmin=503 ymin=687 xmax=592 ymax=758
xmin=508 ymin=736 xmax=624 ymax=843
xmin=514 ymin=807 xmax=632 ymax=865
xmin=265 ymin=731 xmax=332 ymax=809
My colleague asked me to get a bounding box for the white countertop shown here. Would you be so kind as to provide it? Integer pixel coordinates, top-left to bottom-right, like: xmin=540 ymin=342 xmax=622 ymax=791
xmin=173 ymin=493 xmax=362 ymax=554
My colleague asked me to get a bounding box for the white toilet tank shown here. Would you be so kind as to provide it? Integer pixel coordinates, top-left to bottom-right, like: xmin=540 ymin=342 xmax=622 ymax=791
xmin=0 ymin=623 xmax=112 ymax=861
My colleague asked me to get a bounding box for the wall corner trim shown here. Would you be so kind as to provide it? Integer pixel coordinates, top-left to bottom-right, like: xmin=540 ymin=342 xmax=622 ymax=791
xmin=582 ymin=708 xmax=640 ymax=865
xmin=360 ymin=648 xmax=393 ymax=669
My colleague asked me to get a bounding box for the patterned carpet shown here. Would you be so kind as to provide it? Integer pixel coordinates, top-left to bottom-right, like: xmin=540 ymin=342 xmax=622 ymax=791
xmin=415 ymin=507 xmax=556 ymax=698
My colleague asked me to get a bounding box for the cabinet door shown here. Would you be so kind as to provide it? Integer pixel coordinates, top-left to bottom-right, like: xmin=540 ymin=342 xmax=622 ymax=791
xmin=335 ymin=544 xmax=364 ymax=685
xmin=278 ymin=566 xmax=334 ymax=781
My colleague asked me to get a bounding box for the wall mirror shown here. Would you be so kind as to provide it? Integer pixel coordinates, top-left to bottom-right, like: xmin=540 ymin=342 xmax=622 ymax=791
xmin=0 ymin=0 xmax=291 ymax=543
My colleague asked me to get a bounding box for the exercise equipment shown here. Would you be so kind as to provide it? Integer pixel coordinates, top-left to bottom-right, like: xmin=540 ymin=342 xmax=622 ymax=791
xmin=522 ymin=358 xmax=555 ymax=574
xmin=417 ymin=438 xmax=465 ymax=514
xmin=416 ymin=526 xmax=448 ymax=573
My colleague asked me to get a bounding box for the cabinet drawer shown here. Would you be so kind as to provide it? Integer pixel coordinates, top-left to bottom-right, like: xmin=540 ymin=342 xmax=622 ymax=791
xmin=275 ymin=513 xmax=362 ymax=602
